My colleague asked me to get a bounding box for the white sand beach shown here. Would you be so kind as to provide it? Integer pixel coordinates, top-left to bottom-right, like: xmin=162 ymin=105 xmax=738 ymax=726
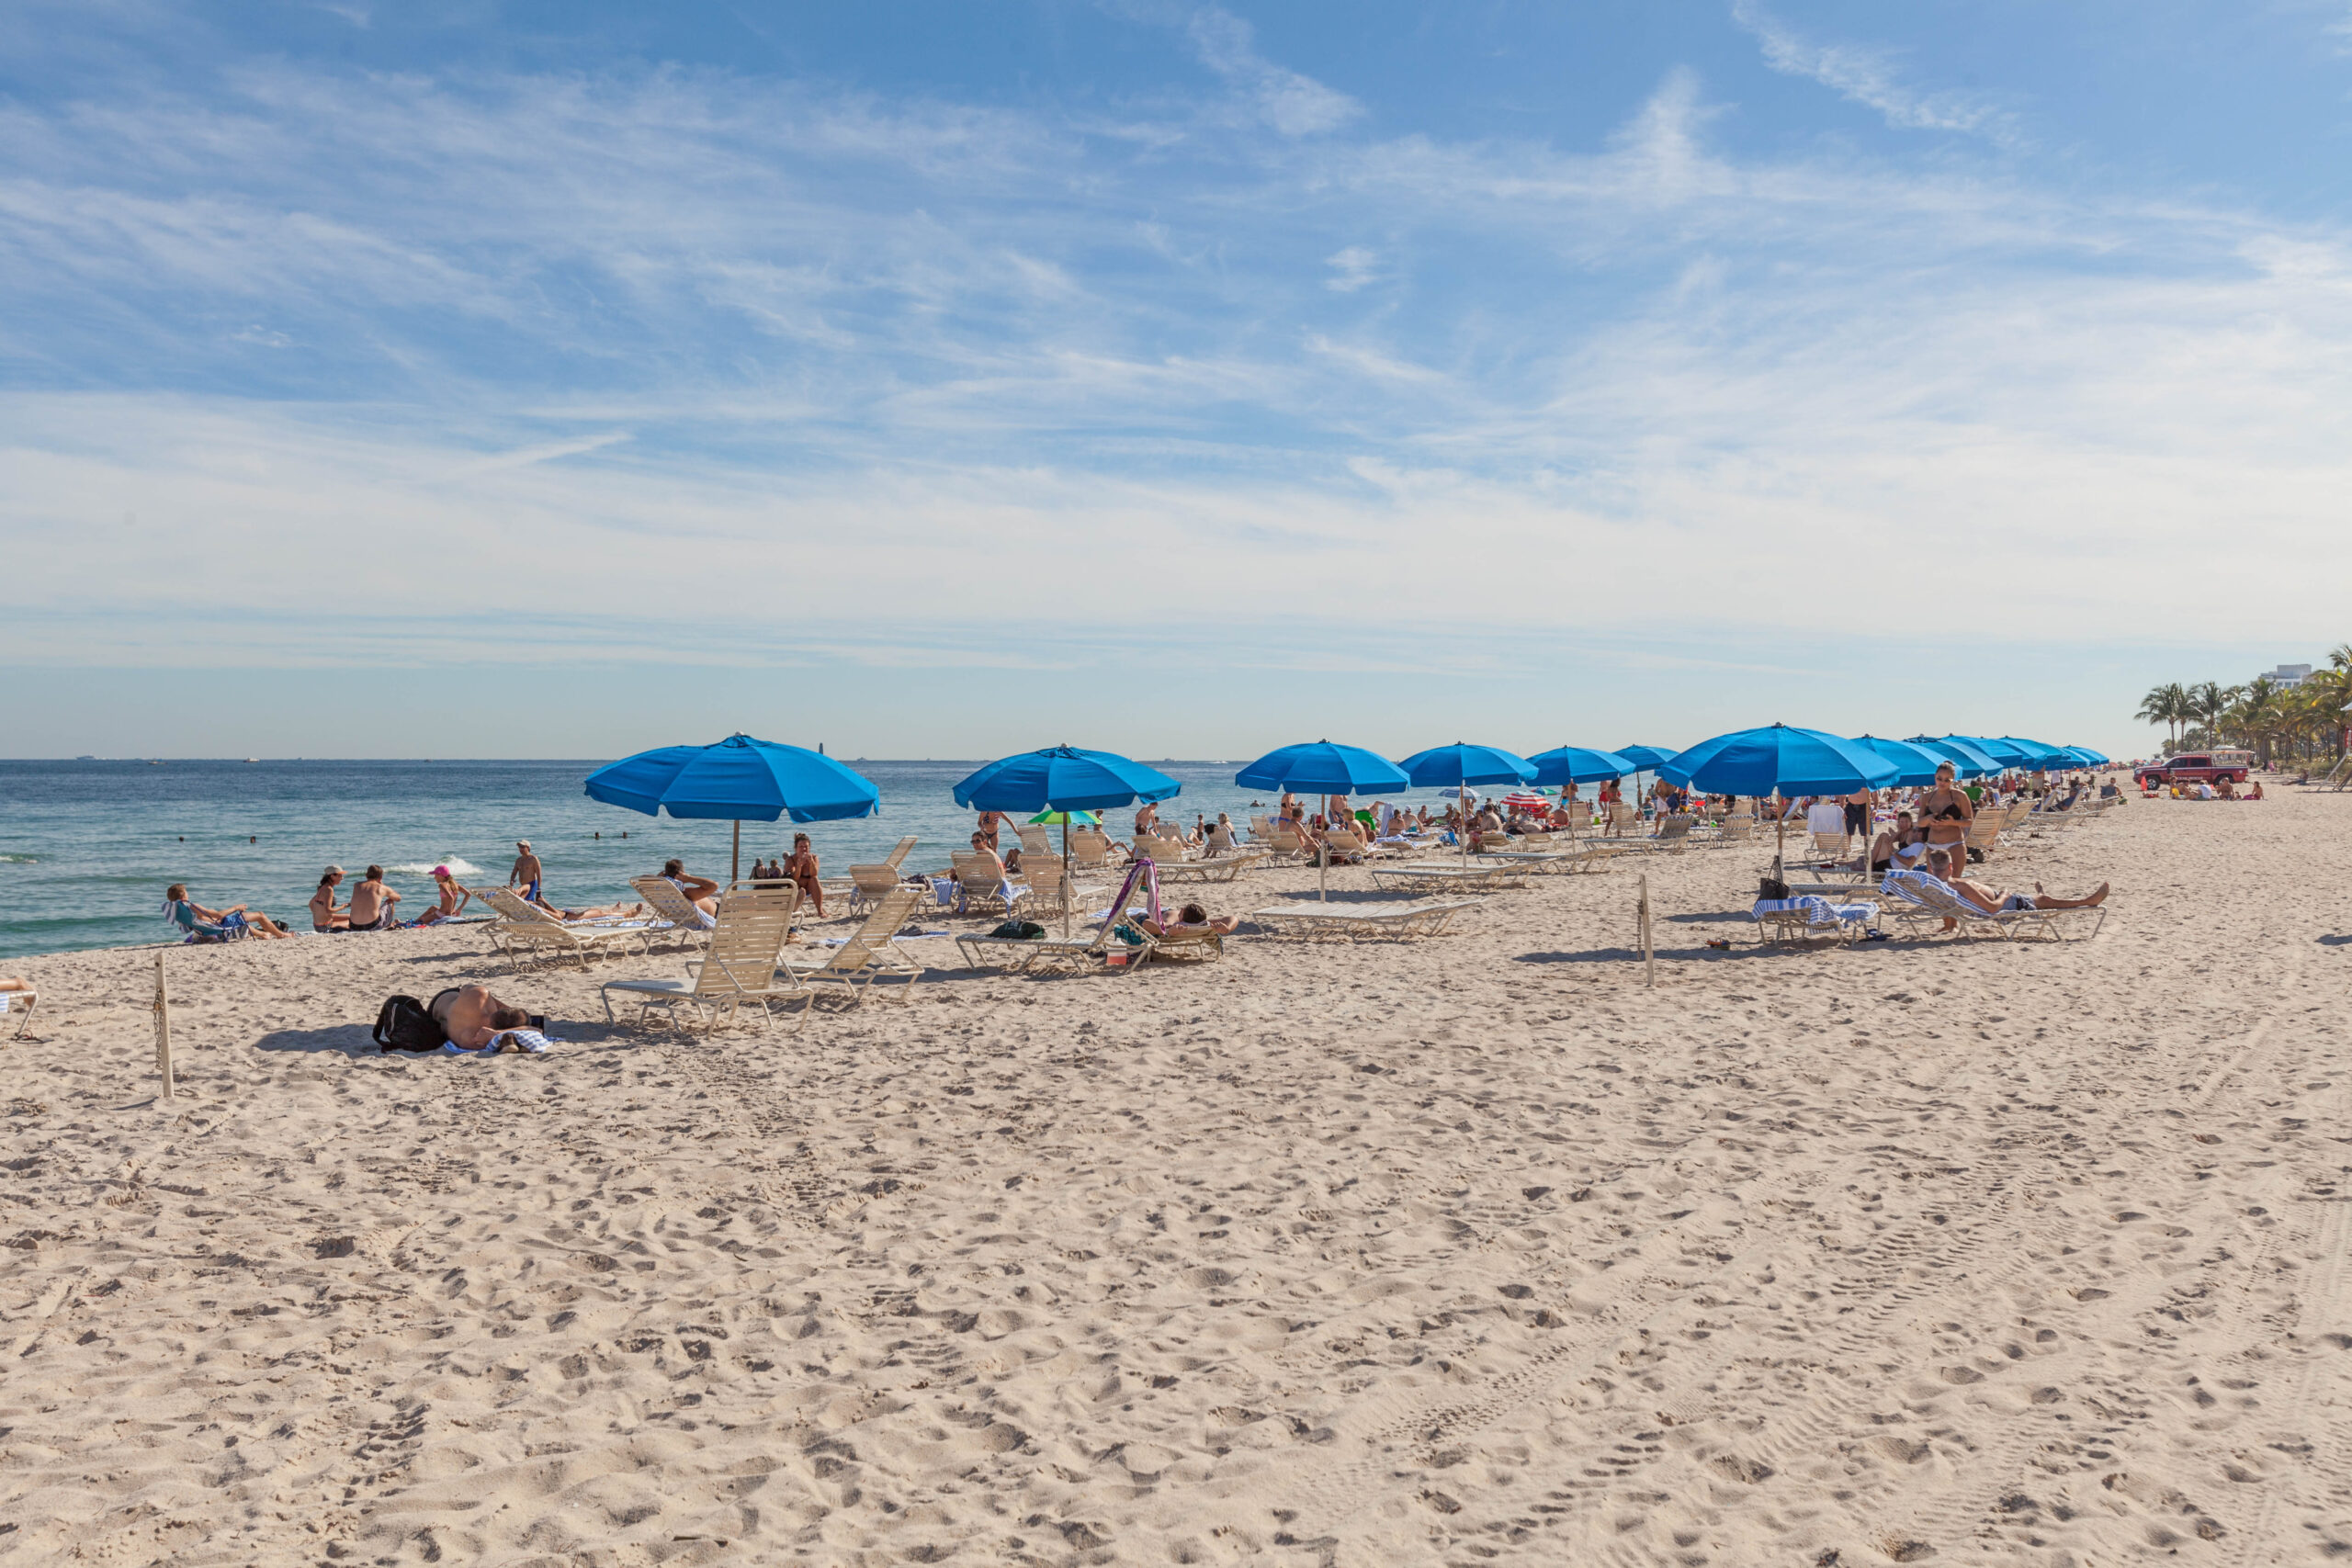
xmin=5 ymin=790 xmax=2348 ymax=1565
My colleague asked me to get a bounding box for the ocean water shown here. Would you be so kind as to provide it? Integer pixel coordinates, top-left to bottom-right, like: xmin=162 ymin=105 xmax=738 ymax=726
xmin=0 ymin=759 xmax=1409 ymax=960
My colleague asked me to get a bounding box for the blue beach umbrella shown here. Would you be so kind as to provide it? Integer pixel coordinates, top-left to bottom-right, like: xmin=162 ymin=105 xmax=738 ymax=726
xmin=1611 ymin=744 xmax=1679 ymax=771
xmin=1528 ymin=745 xmax=1638 ymax=786
xmin=1398 ymin=743 xmax=1538 ymax=863
xmin=2064 ymin=745 xmax=2110 ymax=766
xmin=1659 ymin=724 xmax=1898 ymax=874
xmin=1947 ymin=734 xmax=2030 ymax=770
xmin=1904 ymin=737 xmax=1997 ymax=778
xmin=584 ymin=732 xmax=880 ymax=884
xmin=955 ymin=746 xmax=1181 ymax=933
xmin=1235 ymin=740 xmax=1409 ymax=796
xmin=2001 ymin=738 xmax=2070 ymax=770
xmin=1848 ymin=735 xmax=1947 ymax=789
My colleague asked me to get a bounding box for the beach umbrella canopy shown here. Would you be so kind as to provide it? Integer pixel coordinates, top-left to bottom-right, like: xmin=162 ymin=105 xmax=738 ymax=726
xmin=1528 ymin=745 xmax=1638 ymax=785
xmin=1611 ymin=744 xmax=1679 ymax=771
xmin=1397 ymin=742 xmax=1539 ymax=788
xmin=2000 ymin=738 xmax=2070 ymax=768
xmin=1234 ymin=740 xmax=1408 ymax=795
xmin=1849 ymin=735 xmax=1948 ymax=788
xmin=1904 ymin=736 xmax=1997 ymax=778
xmin=1500 ymin=790 xmax=1552 ymax=812
xmin=2064 ymin=744 xmax=2110 ymax=765
xmin=1946 ymin=734 xmax=2030 ymax=769
xmin=955 ymin=745 xmax=1180 ymax=813
xmin=1657 ymin=723 xmax=1899 ymax=796
xmin=584 ymin=732 xmax=879 ymax=885
xmin=1025 ymin=808 xmax=1100 ymax=826
xmin=585 ymin=733 xmax=879 ymax=822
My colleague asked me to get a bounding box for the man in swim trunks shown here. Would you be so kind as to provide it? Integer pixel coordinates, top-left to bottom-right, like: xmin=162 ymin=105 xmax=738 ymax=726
xmin=509 ymin=840 xmax=549 ymax=911
xmin=426 ymin=985 xmax=533 ymax=1050
xmin=1926 ymin=851 xmax=2109 ymax=914
xmin=346 ymin=865 xmax=401 ymax=931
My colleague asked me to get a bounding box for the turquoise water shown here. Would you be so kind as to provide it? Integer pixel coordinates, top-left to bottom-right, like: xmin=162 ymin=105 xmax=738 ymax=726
xmin=0 ymin=759 xmax=1358 ymax=960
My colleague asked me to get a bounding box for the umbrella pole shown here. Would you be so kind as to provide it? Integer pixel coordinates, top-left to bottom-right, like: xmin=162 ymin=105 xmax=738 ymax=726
xmin=732 ymin=819 xmax=741 ymax=887
xmin=1319 ymin=841 xmax=1328 ymax=902
xmin=1774 ymin=812 xmax=1784 ymax=882
xmin=1062 ymin=818 xmax=1072 ymax=938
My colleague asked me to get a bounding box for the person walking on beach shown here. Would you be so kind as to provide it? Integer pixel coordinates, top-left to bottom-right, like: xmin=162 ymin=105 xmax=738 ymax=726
xmin=1917 ymin=762 xmax=1974 ymax=866
xmin=347 ymin=866 xmax=401 ymax=931
xmin=509 ymin=840 xmax=549 ymax=911
xmin=310 ymin=866 xmax=350 ymax=931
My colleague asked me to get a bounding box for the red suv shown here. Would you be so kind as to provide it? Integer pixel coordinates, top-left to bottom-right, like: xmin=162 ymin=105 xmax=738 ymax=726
xmin=2135 ymin=750 xmax=2252 ymax=787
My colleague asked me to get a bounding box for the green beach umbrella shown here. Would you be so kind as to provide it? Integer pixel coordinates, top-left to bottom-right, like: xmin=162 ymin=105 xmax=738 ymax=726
xmin=1025 ymin=809 xmax=1100 ymax=826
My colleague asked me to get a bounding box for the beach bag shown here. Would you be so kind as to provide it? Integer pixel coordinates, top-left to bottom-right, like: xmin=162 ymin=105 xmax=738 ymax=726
xmin=372 ymin=994 xmax=447 ymax=1054
xmin=988 ymin=919 xmax=1047 ymax=940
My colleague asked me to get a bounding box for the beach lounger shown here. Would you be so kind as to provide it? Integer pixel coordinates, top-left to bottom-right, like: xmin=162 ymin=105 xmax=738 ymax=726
xmin=1069 ymin=829 xmax=1115 ymax=871
xmin=1154 ymin=849 xmax=1269 ymax=883
xmin=779 ymin=886 xmax=926 ymax=1010
xmin=1369 ymin=861 xmax=1528 ymax=893
xmin=1473 ymin=844 xmax=1624 ymax=875
xmin=1018 ymin=860 xmax=1097 ymax=917
xmin=844 ymin=863 xmax=922 ymax=916
xmin=1139 ymin=925 xmax=1226 ymax=964
xmin=950 ymin=852 xmax=1029 ymax=917
xmin=482 ymin=888 xmax=656 ymax=970
xmin=599 ymin=886 xmax=802 ymax=1031
xmin=1014 ymin=825 xmax=1054 ymax=860
xmin=628 ymin=875 xmax=718 ymax=950
xmin=1248 ymin=897 xmax=1481 ymax=941
xmin=1717 ymin=812 xmax=1756 ymax=843
xmin=1964 ymin=814 xmax=2004 ymax=861
xmin=1 ymin=984 xmax=34 ymax=1039
xmin=1876 ymin=870 xmax=2105 ymax=942
xmin=955 ymin=863 xmax=1159 ymax=976
xmin=1751 ymin=895 xmax=1879 ymax=944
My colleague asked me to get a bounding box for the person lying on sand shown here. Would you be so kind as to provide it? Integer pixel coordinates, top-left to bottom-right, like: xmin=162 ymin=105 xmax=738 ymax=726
xmin=410 ymin=865 xmax=475 ymax=927
xmin=425 ymin=984 xmax=536 ymax=1050
xmin=1137 ymin=902 xmax=1241 ymax=939
xmin=1925 ymin=851 xmax=2109 ymax=914
xmin=165 ymin=885 xmax=293 ymax=941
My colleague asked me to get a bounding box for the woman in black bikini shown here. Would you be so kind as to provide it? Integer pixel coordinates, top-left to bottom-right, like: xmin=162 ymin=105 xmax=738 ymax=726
xmin=1916 ymin=763 xmax=1973 ymax=864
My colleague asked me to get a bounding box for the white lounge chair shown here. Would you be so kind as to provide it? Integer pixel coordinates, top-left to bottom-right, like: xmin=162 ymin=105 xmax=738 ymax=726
xmin=1877 ymin=870 xmax=2105 ymax=942
xmin=951 ymin=853 xmax=1029 ymax=916
xmin=1369 ymin=861 xmax=1527 ymax=893
xmin=780 ymin=886 xmax=926 ymax=1010
xmin=955 ymin=863 xmax=1160 ymax=975
xmin=1750 ymin=895 xmax=1879 ymax=944
xmin=628 ymin=875 xmax=718 ymax=951
xmin=1248 ymin=898 xmax=1481 ymax=941
xmin=1 ymin=983 xmax=34 ymax=1039
xmin=598 ymin=886 xmax=802 ymax=1031
xmin=481 ymin=887 xmax=655 ymax=970
xmin=1155 ymin=849 xmax=1270 ymax=883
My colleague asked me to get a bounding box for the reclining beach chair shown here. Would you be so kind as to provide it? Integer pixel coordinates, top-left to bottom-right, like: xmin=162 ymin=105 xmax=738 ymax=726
xmin=1716 ymin=811 xmax=1756 ymax=844
xmin=951 ymin=852 xmax=1029 ymax=917
xmin=843 ymin=835 xmax=924 ymax=913
xmin=598 ymin=886 xmax=801 ymax=1031
xmin=1069 ymin=829 xmax=1115 ymax=871
xmin=1248 ymin=897 xmax=1481 ymax=941
xmin=955 ymin=862 xmax=1160 ymax=976
xmin=482 ymin=887 xmax=655 ymax=970
xmin=1877 ymin=870 xmax=2104 ymax=942
xmin=1370 ymin=861 xmax=1527 ymax=893
xmin=1750 ymin=893 xmax=1879 ymax=945
xmin=1964 ymin=814 xmax=2004 ymax=862
xmin=1155 ymin=849 xmax=1267 ymax=883
xmin=628 ymin=875 xmax=718 ymax=951
xmin=780 ymin=886 xmax=926 ymax=1011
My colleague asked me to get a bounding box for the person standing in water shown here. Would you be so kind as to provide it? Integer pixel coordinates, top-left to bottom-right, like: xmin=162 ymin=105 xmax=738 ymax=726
xmin=509 ymin=840 xmax=549 ymax=912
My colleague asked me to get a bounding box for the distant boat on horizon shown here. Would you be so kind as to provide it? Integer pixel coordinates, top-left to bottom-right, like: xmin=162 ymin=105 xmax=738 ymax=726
xmin=243 ymin=757 xmax=259 ymax=763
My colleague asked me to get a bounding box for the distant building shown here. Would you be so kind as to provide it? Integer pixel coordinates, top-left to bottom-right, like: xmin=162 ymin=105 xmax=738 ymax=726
xmin=2261 ymin=663 xmax=2313 ymax=687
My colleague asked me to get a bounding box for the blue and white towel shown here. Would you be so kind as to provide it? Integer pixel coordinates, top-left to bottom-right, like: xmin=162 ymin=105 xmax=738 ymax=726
xmin=1753 ymin=896 xmax=1877 ymax=928
xmin=442 ymin=1028 xmax=555 ymax=1055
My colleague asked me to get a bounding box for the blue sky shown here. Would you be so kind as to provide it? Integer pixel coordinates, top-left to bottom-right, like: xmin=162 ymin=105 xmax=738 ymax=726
xmin=6 ymin=1 xmax=2349 ymax=760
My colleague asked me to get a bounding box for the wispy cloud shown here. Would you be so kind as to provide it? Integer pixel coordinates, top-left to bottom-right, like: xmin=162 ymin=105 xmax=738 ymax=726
xmin=1731 ymin=0 xmax=2017 ymax=145
xmin=1182 ymin=7 xmax=1361 ymax=135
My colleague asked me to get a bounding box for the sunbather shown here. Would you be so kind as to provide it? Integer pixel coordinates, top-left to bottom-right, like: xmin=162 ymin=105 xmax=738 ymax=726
xmin=1138 ymin=902 xmax=1242 ymax=938
xmin=411 ymin=865 xmax=475 ymax=926
xmin=347 ymin=866 xmax=401 ymax=931
xmin=164 ymin=885 xmax=293 ymax=941
xmin=1840 ymin=811 xmax=1923 ymax=874
xmin=658 ymin=859 xmax=720 ymax=918
xmin=425 ymin=984 xmax=536 ymax=1050
xmin=310 ymin=867 xmax=350 ymax=931
xmin=1922 ymin=852 xmax=2109 ymax=914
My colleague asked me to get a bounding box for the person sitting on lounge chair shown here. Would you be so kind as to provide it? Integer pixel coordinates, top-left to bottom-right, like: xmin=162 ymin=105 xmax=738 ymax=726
xmin=1838 ymin=811 xmax=1922 ymax=874
xmin=411 ymin=865 xmax=476 ymax=926
xmin=662 ymin=859 xmax=721 ymax=917
xmin=426 ymin=984 xmax=536 ymax=1050
xmin=784 ymin=833 xmax=826 ymax=917
xmin=1922 ymin=851 xmax=2109 ymax=915
xmin=346 ymin=866 xmax=401 ymax=931
xmin=1206 ymin=814 xmax=1238 ymax=852
xmin=1138 ymin=902 xmax=1242 ymax=939
xmin=165 ymin=884 xmax=293 ymax=941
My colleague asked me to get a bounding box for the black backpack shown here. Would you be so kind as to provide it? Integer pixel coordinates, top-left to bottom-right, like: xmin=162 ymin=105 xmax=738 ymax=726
xmin=372 ymin=994 xmax=447 ymax=1053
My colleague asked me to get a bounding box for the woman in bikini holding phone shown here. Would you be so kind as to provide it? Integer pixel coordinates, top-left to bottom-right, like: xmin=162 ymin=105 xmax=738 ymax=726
xmin=1916 ymin=761 xmax=1974 ymax=866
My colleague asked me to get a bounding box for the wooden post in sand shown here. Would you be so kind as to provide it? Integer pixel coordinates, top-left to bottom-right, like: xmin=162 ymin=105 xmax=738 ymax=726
xmin=1638 ymin=874 xmax=1656 ymax=988
xmin=153 ymin=951 xmax=175 ymax=1100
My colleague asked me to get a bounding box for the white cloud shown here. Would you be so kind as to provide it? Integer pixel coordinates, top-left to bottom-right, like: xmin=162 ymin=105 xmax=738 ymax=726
xmin=1183 ymin=7 xmax=1362 ymax=136
xmin=1731 ymin=0 xmax=2016 ymax=145
xmin=1325 ymin=245 xmax=1378 ymax=292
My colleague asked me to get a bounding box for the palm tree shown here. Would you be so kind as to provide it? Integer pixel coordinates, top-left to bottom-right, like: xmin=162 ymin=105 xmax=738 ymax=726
xmin=2237 ymin=676 xmax=2285 ymax=767
xmin=2135 ymin=682 xmax=2189 ymax=747
xmin=2190 ymin=682 xmax=2236 ymax=748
